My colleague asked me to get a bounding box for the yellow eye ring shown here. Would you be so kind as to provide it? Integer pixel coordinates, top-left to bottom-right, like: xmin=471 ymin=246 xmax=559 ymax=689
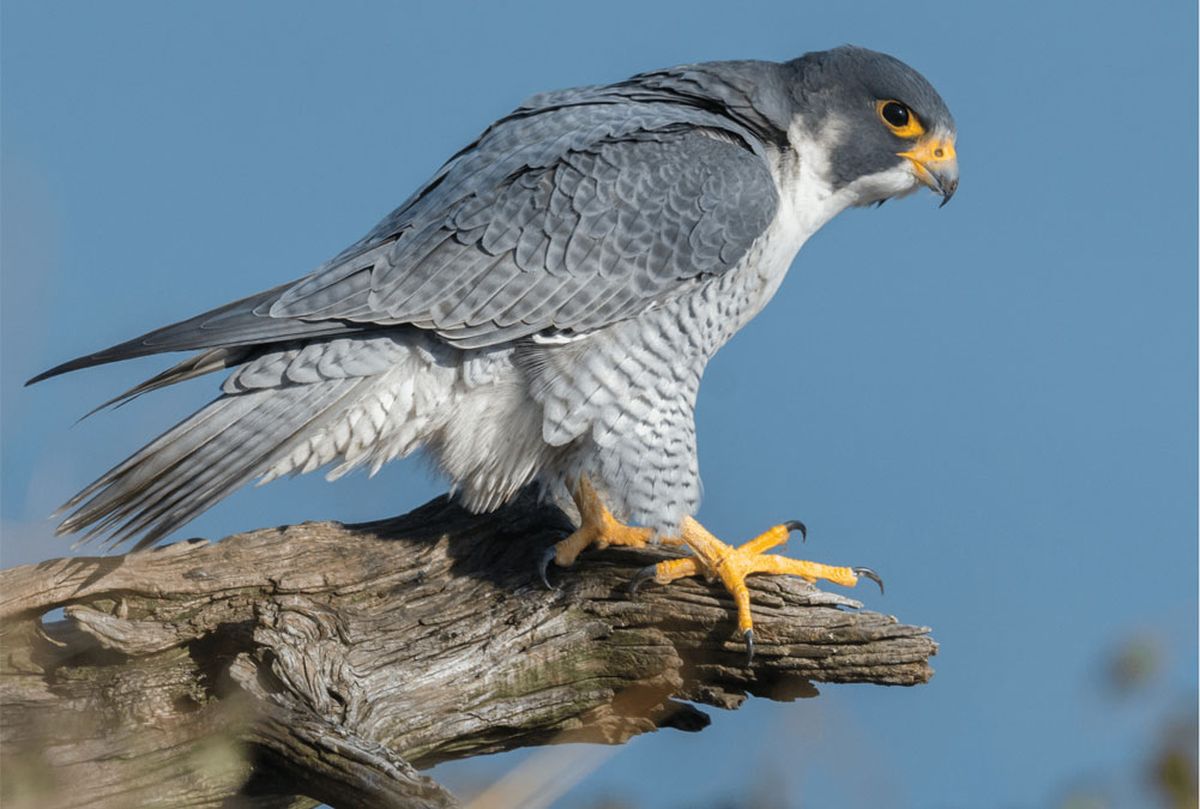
xmin=876 ymin=100 xmax=925 ymax=138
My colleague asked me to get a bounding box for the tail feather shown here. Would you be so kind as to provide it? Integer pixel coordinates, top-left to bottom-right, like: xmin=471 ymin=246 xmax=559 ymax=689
xmin=58 ymin=395 xmax=246 ymax=519
xmin=60 ymin=377 xmax=368 ymax=549
xmin=129 ymin=381 xmax=363 ymax=541
xmin=67 ymin=397 xmax=265 ymax=544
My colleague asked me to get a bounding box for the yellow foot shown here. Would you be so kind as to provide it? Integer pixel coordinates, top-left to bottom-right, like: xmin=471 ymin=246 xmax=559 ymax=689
xmin=629 ymin=517 xmax=882 ymax=664
xmin=539 ymin=477 xmax=680 ymax=588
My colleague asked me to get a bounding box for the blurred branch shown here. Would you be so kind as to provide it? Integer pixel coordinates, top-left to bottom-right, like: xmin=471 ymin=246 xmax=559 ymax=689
xmin=0 ymin=492 xmax=936 ymax=808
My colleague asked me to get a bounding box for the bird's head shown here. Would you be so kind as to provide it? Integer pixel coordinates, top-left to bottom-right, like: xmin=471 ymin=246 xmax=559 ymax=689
xmin=785 ymin=46 xmax=958 ymax=207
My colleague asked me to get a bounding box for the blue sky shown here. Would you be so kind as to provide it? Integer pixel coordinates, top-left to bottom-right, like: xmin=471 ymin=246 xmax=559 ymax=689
xmin=2 ymin=2 xmax=1195 ymax=808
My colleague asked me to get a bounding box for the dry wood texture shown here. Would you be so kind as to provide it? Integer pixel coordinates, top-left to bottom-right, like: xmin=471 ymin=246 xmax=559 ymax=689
xmin=0 ymin=492 xmax=936 ymax=808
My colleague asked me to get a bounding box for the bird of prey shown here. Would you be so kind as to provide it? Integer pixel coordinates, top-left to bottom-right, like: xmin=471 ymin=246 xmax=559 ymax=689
xmin=30 ymin=45 xmax=957 ymax=658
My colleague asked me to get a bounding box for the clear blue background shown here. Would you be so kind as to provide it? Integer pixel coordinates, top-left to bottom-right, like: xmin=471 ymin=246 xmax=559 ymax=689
xmin=2 ymin=2 xmax=1195 ymax=807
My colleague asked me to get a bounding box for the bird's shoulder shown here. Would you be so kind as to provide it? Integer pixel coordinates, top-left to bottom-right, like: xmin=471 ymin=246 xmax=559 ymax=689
xmin=267 ymin=71 xmax=791 ymax=348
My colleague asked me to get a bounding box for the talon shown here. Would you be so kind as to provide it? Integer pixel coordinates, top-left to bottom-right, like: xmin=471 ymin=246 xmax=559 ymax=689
xmin=783 ymin=520 xmax=807 ymax=542
xmin=853 ymin=566 xmax=884 ymax=594
xmin=628 ymin=564 xmax=658 ymax=598
xmin=744 ymin=629 xmax=755 ymax=665
xmin=538 ymin=547 xmax=558 ymax=590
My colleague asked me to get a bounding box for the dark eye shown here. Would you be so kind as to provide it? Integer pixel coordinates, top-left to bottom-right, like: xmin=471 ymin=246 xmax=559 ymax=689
xmin=875 ymin=100 xmax=925 ymax=137
xmin=881 ymin=101 xmax=910 ymax=128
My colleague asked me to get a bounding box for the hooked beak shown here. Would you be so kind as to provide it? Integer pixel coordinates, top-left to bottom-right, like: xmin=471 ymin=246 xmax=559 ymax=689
xmin=898 ymin=134 xmax=958 ymax=207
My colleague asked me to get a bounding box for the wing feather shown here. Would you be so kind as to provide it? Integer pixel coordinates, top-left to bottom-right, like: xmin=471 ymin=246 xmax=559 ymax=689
xmin=30 ymin=65 xmax=785 ymax=385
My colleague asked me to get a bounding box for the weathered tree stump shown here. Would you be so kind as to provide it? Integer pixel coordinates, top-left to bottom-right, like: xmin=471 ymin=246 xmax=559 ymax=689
xmin=0 ymin=492 xmax=936 ymax=808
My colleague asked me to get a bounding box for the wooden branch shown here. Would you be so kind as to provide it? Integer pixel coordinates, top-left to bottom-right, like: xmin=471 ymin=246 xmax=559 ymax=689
xmin=0 ymin=492 xmax=937 ymax=808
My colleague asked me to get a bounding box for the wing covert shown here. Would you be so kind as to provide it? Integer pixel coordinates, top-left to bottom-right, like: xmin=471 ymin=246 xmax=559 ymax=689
xmin=273 ymin=127 xmax=779 ymax=348
xmin=30 ymin=68 xmax=788 ymax=385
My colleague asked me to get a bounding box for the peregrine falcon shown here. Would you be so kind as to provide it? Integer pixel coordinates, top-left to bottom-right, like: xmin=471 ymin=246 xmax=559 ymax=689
xmin=29 ymin=46 xmax=957 ymax=657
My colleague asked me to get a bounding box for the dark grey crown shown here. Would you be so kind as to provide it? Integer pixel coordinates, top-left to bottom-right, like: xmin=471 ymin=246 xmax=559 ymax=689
xmin=784 ymin=46 xmax=955 ymax=188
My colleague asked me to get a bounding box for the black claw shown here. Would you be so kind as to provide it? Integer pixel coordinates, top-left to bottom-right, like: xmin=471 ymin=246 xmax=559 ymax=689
xmin=538 ymin=548 xmax=558 ymax=590
xmin=628 ymin=565 xmax=658 ymax=598
xmin=744 ymin=629 xmax=755 ymax=666
xmin=783 ymin=520 xmax=807 ymax=542
xmin=853 ymin=566 xmax=884 ymax=594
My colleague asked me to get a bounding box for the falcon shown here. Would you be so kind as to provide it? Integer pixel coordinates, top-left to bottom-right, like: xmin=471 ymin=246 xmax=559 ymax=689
xmin=29 ymin=45 xmax=958 ymax=659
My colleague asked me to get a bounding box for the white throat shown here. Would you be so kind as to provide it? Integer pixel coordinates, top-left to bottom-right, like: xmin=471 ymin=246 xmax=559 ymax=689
xmin=739 ymin=119 xmax=922 ymax=319
xmin=779 ymin=117 xmax=923 ymax=240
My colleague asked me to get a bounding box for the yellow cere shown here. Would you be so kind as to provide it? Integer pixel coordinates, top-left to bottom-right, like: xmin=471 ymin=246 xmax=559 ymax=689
xmin=896 ymin=135 xmax=958 ymax=189
xmin=897 ymin=136 xmax=957 ymax=166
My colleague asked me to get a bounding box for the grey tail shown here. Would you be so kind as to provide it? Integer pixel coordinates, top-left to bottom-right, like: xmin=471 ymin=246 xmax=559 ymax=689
xmin=57 ymin=375 xmax=368 ymax=550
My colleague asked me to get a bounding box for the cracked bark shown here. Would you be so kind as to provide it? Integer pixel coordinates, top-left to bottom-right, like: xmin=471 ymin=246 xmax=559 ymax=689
xmin=0 ymin=492 xmax=937 ymax=808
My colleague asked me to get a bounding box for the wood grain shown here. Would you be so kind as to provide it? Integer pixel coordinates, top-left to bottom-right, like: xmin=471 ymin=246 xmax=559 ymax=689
xmin=0 ymin=492 xmax=936 ymax=808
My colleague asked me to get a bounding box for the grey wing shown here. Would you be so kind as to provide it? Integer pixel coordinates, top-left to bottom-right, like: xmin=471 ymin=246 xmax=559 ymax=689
xmin=271 ymin=127 xmax=779 ymax=348
xmin=29 ymin=90 xmax=778 ymax=383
